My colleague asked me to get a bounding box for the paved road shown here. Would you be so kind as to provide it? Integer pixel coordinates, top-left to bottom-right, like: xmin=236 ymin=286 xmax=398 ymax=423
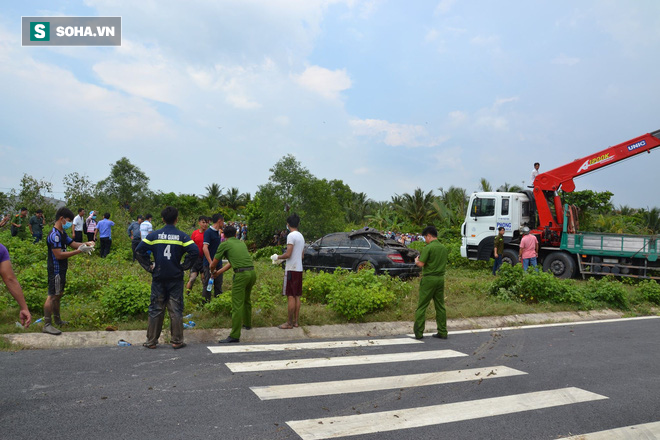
xmin=1 ymin=317 xmax=658 ymax=440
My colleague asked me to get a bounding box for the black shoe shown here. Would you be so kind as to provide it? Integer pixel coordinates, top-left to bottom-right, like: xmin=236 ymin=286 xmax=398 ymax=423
xmin=414 ymin=335 xmax=423 ymax=340
xmin=218 ymin=336 xmax=240 ymax=343
xmin=432 ymin=333 xmax=448 ymax=339
xmin=242 ymin=325 xmax=252 ymax=330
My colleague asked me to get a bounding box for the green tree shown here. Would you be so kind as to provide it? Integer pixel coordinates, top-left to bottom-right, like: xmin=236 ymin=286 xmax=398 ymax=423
xmin=497 ymin=182 xmax=524 ymax=192
xmin=479 ymin=178 xmax=492 ymax=192
xmin=438 ymin=186 xmax=469 ymax=226
xmin=221 ymin=187 xmax=248 ymax=211
xmin=247 ymin=156 xmax=343 ymax=246
xmin=16 ymin=174 xmax=54 ymax=216
xmin=393 ymin=188 xmax=436 ymax=227
xmin=95 ymin=157 xmax=150 ymax=210
xmin=562 ymin=190 xmax=614 ymax=229
xmin=63 ymin=172 xmax=95 ymax=209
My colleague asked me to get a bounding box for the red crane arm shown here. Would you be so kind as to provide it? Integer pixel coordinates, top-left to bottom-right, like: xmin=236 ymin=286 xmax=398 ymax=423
xmin=530 ymin=129 xmax=660 ymax=244
xmin=534 ymin=129 xmax=660 ymax=193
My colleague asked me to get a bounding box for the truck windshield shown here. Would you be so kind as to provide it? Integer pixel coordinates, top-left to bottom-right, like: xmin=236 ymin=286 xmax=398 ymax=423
xmin=470 ymin=197 xmax=495 ymax=217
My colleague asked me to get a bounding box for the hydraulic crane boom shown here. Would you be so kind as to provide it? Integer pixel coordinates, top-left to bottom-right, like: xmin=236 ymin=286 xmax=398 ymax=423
xmin=531 ymin=129 xmax=660 ymax=244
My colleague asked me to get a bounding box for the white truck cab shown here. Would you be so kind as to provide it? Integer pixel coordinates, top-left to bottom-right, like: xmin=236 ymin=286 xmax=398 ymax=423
xmin=460 ymin=191 xmax=532 ymax=263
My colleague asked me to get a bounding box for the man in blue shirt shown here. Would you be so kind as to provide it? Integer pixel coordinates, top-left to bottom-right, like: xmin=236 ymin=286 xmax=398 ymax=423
xmin=95 ymin=213 xmax=115 ymax=258
xmin=202 ymin=213 xmax=224 ymax=302
xmin=43 ymin=207 xmax=94 ymax=335
xmin=136 ymin=206 xmax=198 ymax=349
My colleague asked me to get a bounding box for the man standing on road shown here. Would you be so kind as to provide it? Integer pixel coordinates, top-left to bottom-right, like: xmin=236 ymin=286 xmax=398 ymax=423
xmin=186 ymin=215 xmax=209 ymax=294
xmin=72 ymin=208 xmax=85 ymax=243
xmin=413 ymin=225 xmax=449 ymax=340
xmin=202 ymin=213 xmax=224 ymax=301
xmin=210 ymin=224 xmax=256 ymax=343
xmin=492 ymin=226 xmax=505 ymax=275
xmin=43 ymin=207 xmax=94 ymax=335
xmin=96 ymin=213 xmax=115 ymax=258
xmin=519 ymin=226 xmax=539 ymax=271
xmin=29 ymin=209 xmax=45 ymax=244
xmin=136 ymin=206 xmax=199 ymax=350
xmin=0 ymin=243 xmax=32 ymax=328
xmin=272 ymin=213 xmax=304 ymax=329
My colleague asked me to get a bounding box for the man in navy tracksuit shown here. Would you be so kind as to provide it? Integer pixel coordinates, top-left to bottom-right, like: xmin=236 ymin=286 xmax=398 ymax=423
xmin=136 ymin=206 xmax=198 ymax=349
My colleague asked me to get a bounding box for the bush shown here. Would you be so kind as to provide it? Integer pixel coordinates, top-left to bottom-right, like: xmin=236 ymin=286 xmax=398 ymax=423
xmin=637 ymin=279 xmax=660 ymax=305
xmin=252 ymin=245 xmax=286 ymax=260
xmin=205 ymin=292 xmax=232 ymax=315
xmin=302 ymin=270 xmax=336 ymax=304
xmin=100 ymin=275 xmax=151 ymax=320
xmin=326 ymin=269 xmax=396 ymax=320
xmin=580 ymin=277 xmax=629 ymax=310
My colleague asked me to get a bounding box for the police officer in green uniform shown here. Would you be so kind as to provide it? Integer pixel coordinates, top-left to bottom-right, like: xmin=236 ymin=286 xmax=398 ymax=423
xmin=492 ymin=226 xmax=505 ymax=275
xmin=413 ymin=225 xmax=449 ymax=340
xmin=210 ymin=224 xmax=256 ymax=343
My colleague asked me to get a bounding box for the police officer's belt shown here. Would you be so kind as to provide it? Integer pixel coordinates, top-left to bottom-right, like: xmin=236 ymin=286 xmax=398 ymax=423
xmin=235 ymin=266 xmax=254 ymax=272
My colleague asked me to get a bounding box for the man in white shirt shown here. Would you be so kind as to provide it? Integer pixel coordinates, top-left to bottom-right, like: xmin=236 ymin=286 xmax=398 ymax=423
xmin=140 ymin=213 xmax=153 ymax=239
xmin=530 ymin=162 xmax=540 ymax=187
xmin=72 ymin=208 xmax=85 ymax=242
xmin=273 ymin=213 xmax=304 ymax=329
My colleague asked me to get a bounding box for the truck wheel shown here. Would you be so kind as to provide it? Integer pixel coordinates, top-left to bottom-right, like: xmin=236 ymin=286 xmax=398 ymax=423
xmin=502 ymin=249 xmax=518 ymax=266
xmin=543 ymin=252 xmax=575 ymax=279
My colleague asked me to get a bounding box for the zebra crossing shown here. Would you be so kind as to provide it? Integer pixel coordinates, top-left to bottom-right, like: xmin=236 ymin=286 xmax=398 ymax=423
xmin=209 ymin=333 xmax=656 ymax=440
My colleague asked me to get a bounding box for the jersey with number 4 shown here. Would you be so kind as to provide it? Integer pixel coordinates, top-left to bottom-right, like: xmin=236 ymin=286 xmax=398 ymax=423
xmin=135 ymin=224 xmax=199 ymax=280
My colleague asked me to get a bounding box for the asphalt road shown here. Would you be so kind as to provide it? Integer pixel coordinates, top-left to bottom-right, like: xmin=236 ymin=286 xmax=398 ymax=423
xmin=1 ymin=317 xmax=658 ymax=440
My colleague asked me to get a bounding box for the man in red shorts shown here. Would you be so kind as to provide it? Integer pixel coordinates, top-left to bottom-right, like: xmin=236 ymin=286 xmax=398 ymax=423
xmin=272 ymin=213 xmax=304 ymax=329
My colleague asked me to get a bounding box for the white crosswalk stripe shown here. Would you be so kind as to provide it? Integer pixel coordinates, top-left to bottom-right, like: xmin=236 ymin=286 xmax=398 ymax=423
xmin=225 ymin=349 xmax=467 ymax=372
xmin=560 ymin=421 xmax=660 ymax=439
xmin=251 ymin=365 xmax=527 ymax=400
xmin=286 ymin=387 xmax=608 ymax=440
xmin=208 ymin=337 xmax=422 ymax=354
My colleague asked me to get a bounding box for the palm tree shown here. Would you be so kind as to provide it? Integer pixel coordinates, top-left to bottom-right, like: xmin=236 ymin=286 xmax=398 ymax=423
xmin=392 ymin=188 xmax=436 ymax=227
xmin=221 ymin=187 xmax=246 ymax=210
xmin=479 ymin=178 xmax=492 ymax=192
xmin=347 ymin=192 xmax=372 ymax=224
xmin=205 ymin=183 xmax=223 ymax=201
xmin=497 ymin=182 xmax=524 ymax=192
xmin=439 ymin=186 xmax=469 ymax=226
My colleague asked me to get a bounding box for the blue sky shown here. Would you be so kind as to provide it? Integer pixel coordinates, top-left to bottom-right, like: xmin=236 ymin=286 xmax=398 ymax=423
xmin=2 ymin=0 xmax=660 ymax=208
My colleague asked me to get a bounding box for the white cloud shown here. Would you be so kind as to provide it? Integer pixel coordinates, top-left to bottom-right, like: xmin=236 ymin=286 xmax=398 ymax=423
xmin=425 ymin=29 xmax=439 ymax=42
xmin=448 ymin=110 xmax=467 ymax=126
xmin=293 ymin=65 xmax=352 ymax=100
xmin=552 ymin=53 xmax=580 ymax=66
xmin=494 ymin=97 xmax=519 ymax=106
xmin=471 ymin=35 xmax=500 ymax=46
xmin=435 ymin=0 xmax=458 ymax=15
xmin=350 ymin=119 xmax=449 ymax=147
xmin=432 ymin=146 xmax=464 ymax=170
xmin=353 ymin=167 xmax=369 ymax=175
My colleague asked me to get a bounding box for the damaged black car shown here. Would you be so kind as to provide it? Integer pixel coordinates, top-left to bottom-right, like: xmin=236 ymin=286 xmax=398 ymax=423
xmin=302 ymin=228 xmax=421 ymax=278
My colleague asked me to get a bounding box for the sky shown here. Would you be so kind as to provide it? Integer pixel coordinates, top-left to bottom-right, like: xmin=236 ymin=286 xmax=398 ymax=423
xmin=2 ymin=0 xmax=660 ymax=208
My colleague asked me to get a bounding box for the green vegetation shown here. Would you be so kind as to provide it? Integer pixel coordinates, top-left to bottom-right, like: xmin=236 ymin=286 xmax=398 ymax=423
xmin=1 ymin=156 xmax=658 ymax=339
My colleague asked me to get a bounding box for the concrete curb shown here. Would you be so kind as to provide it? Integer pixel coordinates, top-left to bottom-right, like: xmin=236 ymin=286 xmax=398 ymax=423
xmin=1 ymin=309 xmax=636 ymax=350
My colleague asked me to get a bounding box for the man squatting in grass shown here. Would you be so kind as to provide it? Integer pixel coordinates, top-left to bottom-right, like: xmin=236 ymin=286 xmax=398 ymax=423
xmin=210 ymin=224 xmax=256 ymax=343
xmin=272 ymin=213 xmax=304 ymax=329
xmin=0 ymin=242 xmax=32 ymax=328
xmin=43 ymin=207 xmax=95 ymax=335
xmin=413 ymin=225 xmax=449 ymax=340
xmin=136 ymin=206 xmax=198 ymax=349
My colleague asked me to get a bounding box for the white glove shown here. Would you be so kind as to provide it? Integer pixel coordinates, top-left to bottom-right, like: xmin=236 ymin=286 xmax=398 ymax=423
xmin=78 ymin=244 xmax=94 ymax=255
xmin=271 ymin=254 xmax=279 ymax=264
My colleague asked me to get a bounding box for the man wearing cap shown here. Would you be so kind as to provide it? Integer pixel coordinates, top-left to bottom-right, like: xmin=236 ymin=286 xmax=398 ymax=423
xmin=519 ymin=227 xmax=539 ymax=271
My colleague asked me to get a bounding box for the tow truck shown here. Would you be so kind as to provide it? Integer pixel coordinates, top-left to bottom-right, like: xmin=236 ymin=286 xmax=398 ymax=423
xmin=460 ymin=129 xmax=660 ymax=279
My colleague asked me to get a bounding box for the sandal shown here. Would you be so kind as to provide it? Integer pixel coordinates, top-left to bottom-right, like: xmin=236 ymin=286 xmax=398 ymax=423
xmin=142 ymin=343 xmax=157 ymax=349
xmin=278 ymin=323 xmax=293 ymax=329
xmin=172 ymin=342 xmax=186 ymax=349
xmin=293 ymin=323 xmax=299 ymax=328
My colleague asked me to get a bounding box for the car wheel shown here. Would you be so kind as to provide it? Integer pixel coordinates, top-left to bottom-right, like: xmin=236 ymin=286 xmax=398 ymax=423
xmin=356 ymin=260 xmax=374 ymax=272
